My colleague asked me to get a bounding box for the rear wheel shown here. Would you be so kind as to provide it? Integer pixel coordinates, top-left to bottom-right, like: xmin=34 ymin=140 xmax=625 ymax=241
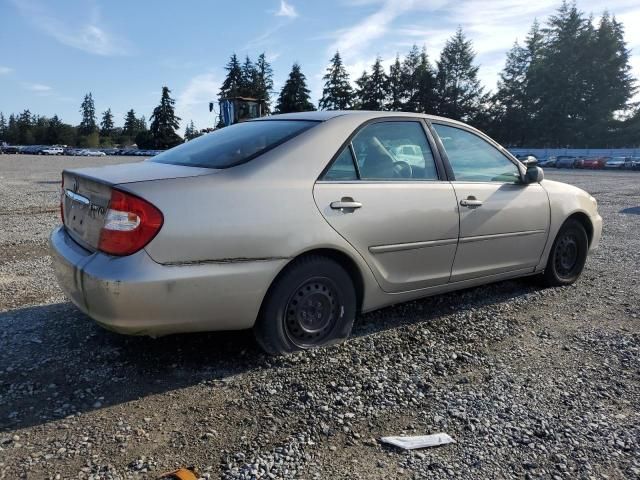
xmin=254 ymin=255 xmax=356 ymax=355
xmin=542 ymin=219 xmax=588 ymax=287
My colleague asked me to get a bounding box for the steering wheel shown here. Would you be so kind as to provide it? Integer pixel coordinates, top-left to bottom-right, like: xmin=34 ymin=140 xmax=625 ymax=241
xmin=393 ymin=161 xmax=413 ymax=179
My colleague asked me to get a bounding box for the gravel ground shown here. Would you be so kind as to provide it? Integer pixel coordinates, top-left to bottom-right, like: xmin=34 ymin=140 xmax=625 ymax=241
xmin=0 ymin=155 xmax=638 ymax=480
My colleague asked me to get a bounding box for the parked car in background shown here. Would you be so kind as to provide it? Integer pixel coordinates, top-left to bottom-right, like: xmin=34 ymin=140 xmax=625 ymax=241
xmin=582 ymin=157 xmax=607 ymax=169
xmin=631 ymin=158 xmax=640 ymax=170
xmin=42 ymin=147 xmax=64 ymax=155
xmin=574 ymin=157 xmax=585 ymax=169
xmin=538 ymin=158 xmax=556 ymax=168
xmin=605 ymin=157 xmax=630 ymax=169
xmin=556 ymin=156 xmax=577 ymax=168
xmin=1 ymin=145 xmax=19 ymax=154
xmin=76 ymin=149 xmax=106 ymax=157
xmin=50 ymin=111 xmax=602 ymax=354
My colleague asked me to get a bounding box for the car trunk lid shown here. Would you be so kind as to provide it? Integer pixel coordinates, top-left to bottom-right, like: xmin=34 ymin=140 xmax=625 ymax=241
xmin=62 ymin=162 xmax=216 ymax=251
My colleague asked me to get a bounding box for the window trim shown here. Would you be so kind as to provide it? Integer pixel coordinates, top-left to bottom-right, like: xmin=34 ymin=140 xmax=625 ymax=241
xmin=428 ymin=120 xmax=526 ymax=183
xmin=317 ymin=117 xmax=448 ymax=183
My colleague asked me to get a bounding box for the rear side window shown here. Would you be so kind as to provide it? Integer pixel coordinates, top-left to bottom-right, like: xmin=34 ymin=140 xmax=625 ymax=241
xmin=151 ymin=120 xmax=317 ymax=169
xmin=323 ymin=148 xmax=358 ymax=180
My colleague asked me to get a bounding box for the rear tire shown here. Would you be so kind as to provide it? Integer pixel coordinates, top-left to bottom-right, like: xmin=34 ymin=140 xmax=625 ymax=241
xmin=254 ymin=255 xmax=356 ymax=355
xmin=541 ymin=219 xmax=588 ymax=287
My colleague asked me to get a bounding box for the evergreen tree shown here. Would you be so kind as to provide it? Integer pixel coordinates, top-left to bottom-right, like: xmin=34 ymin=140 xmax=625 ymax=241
xmin=529 ymin=2 xmax=591 ymax=145
xmin=7 ymin=114 xmax=18 ymax=144
xmin=275 ymin=63 xmax=315 ymax=113
xmin=353 ymin=70 xmax=370 ymax=109
xmin=0 ymin=113 xmax=7 ymax=141
xmin=386 ymin=55 xmax=404 ymax=111
xmin=17 ymin=110 xmax=34 ymax=145
xmin=100 ymin=108 xmax=114 ymax=137
xmin=412 ymin=47 xmax=437 ymax=113
xmin=492 ymin=41 xmax=530 ymax=145
xmin=123 ymin=109 xmax=139 ymax=137
xmin=240 ymin=56 xmax=257 ymax=97
xmin=319 ymin=51 xmax=354 ymax=110
xmin=358 ymin=57 xmax=388 ymax=110
xmin=219 ymin=54 xmax=244 ymax=99
xmin=582 ymin=13 xmax=636 ymax=143
xmin=149 ymin=86 xmax=182 ymax=149
xmin=79 ymin=93 xmax=97 ymax=135
xmin=401 ymin=45 xmax=421 ymax=111
xmin=255 ymin=53 xmax=274 ymax=110
xmin=435 ymin=28 xmax=484 ymax=121
xmin=184 ymin=120 xmax=202 ymax=141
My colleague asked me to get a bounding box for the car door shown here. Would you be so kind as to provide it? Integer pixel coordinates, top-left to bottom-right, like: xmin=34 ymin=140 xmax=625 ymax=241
xmin=313 ymin=119 xmax=459 ymax=293
xmin=431 ymin=122 xmax=550 ymax=282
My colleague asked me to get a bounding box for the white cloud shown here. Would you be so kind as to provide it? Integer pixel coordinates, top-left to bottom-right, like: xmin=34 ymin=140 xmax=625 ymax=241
xmin=176 ymin=73 xmax=221 ymax=132
xmin=276 ymin=0 xmax=298 ymax=18
xmin=10 ymin=0 xmax=130 ymax=56
xmin=0 ymin=66 xmax=14 ymax=75
xmin=23 ymin=82 xmax=52 ymax=93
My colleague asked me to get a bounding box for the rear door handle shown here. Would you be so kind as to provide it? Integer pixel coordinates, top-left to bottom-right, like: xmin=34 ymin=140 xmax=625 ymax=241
xmin=460 ymin=198 xmax=483 ymax=207
xmin=330 ymin=198 xmax=362 ymax=210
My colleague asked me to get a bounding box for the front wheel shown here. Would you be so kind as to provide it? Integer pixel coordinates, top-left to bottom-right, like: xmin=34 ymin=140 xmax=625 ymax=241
xmin=542 ymin=219 xmax=588 ymax=287
xmin=254 ymin=255 xmax=356 ymax=355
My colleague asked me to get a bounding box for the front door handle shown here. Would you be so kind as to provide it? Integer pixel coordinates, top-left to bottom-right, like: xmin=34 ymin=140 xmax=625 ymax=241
xmin=460 ymin=197 xmax=483 ymax=207
xmin=330 ymin=197 xmax=362 ymax=210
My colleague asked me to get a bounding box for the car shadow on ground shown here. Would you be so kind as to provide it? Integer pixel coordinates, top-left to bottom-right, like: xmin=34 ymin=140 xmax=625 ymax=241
xmin=0 ymin=278 xmax=537 ymax=433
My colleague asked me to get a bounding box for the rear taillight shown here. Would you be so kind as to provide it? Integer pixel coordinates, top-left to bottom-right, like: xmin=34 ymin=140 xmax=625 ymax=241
xmin=98 ymin=189 xmax=163 ymax=256
xmin=60 ymin=174 xmax=65 ymax=224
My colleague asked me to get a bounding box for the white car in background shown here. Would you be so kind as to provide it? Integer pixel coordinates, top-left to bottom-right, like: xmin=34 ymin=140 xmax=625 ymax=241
xmin=77 ymin=149 xmax=106 ymax=157
xmin=42 ymin=147 xmax=64 ymax=155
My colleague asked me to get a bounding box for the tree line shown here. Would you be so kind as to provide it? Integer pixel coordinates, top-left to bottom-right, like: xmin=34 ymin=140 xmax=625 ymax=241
xmin=217 ymin=2 xmax=637 ymax=147
xmin=2 ymin=2 xmax=638 ymax=149
xmin=0 ymin=86 xmax=188 ymax=149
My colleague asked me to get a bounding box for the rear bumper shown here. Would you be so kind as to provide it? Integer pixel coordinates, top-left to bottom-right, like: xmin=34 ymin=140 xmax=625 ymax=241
xmin=49 ymin=226 xmax=286 ymax=336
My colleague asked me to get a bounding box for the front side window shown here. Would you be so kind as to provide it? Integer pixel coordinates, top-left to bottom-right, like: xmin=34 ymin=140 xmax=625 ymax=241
xmin=151 ymin=120 xmax=317 ymax=169
xmin=349 ymin=121 xmax=438 ymax=180
xmin=433 ymin=124 xmax=520 ymax=183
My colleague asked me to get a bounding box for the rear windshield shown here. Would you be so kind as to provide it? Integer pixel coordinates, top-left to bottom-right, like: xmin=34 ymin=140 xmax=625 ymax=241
xmin=150 ymin=120 xmax=318 ymax=169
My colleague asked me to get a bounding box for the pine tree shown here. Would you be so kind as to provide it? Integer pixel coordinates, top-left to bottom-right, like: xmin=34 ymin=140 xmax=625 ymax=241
xmin=123 ymin=109 xmax=139 ymax=137
xmin=354 ymin=70 xmax=370 ymax=109
xmin=358 ymin=57 xmax=388 ymax=110
xmin=435 ymin=28 xmax=484 ymax=121
xmin=149 ymin=86 xmax=182 ymax=149
xmin=386 ymin=55 xmax=404 ymax=111
xmin=184 ymin=120 xmax=202 ymax=141
xmin=275 ymin=63 xmax=315 ymax=113
xmin=529 ymin=2 xmax=591 ymax=145
xmin=255 ymin=53 xmax=274 ymax=110
xmin=319 ymin=51 xmax=353 ymax=110
xmin=240 ymin=56 xmax=257 ymax=97
xmin=412 ymin=47 xmax=437 ymax=113
xmin=17 ymin=110 xmax=34 ymax=144
xmin=583 ymin=12 xmax=636 ymax=143
xmin=100 ymin=108 xmax=114 ymax=137
xmin=401 ymin=46 xmax=421 ymax=112
xmin=219 ymin=54 xmax=244 ymax=100
xmin=79 ymin=93 xmax=97 ymax=135
xmin=492 ymin=41 xmax=530 ymax=145
xmin=0 ymin=113 xmax=7 ymax=141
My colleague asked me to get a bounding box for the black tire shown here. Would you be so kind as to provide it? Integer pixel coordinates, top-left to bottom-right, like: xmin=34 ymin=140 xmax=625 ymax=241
xmin=542 ymin=219 xmax=588 ymax=287
xmin=254 ymin=255 xmax=356 ymax=355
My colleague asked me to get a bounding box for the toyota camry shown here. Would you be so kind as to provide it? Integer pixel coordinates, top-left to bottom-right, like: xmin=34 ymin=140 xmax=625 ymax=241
xmin=50 ymin=111 xmax=602 ymax=354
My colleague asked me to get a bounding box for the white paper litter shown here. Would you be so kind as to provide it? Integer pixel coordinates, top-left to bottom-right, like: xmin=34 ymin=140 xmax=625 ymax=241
xmin=380 ymin=433 xmax=455 ymax=450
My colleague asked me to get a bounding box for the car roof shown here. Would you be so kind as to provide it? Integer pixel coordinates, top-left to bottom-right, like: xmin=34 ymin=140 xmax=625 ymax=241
xmin=257 ymin=110 xmax=468 ymax=126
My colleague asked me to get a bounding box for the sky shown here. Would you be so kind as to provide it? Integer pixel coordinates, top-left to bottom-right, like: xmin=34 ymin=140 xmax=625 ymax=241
xmin=1 ymin=0 xmax=639 ymax=132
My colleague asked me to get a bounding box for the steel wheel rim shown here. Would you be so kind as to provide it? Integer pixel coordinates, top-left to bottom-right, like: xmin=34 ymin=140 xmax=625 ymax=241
xmin=284 ymin=276 xmax=341 ymax=347
xmin=555 ymin=234 xmax=579 ymax=277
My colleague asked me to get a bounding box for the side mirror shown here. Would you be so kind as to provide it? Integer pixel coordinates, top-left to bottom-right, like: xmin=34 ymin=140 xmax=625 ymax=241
xmin=520 ymin=155 xmax=538 ymax=168
xmin=524 ymin=165 xmax=544 ymax=184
